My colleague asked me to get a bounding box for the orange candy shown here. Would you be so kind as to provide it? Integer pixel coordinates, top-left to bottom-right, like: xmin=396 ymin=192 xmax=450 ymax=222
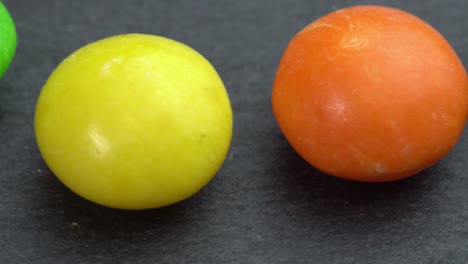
xmin=272 ymin=5 xmax=468 ymax=182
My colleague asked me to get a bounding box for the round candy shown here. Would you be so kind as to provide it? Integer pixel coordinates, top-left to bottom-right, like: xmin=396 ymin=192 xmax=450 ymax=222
xmin=0 ymin=1 xmax=16 ymax=79
xmin=272 ymin=6 xmax=468 ymax=182
xmin=35 ymin=34 xmax=233 ymax=209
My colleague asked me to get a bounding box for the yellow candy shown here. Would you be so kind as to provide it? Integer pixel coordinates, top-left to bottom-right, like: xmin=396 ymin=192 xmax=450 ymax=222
xmin=35 ymin=34 xmax=233 ymax=210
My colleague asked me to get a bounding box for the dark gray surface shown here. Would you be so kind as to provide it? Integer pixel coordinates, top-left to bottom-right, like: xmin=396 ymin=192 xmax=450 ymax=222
xmin=1 ymin=0 xmax=468 ymax=263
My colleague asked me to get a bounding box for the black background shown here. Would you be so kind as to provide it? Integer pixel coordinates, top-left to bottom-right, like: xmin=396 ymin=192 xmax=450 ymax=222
xmin=1 ymin=0 xmax=468 ymax=263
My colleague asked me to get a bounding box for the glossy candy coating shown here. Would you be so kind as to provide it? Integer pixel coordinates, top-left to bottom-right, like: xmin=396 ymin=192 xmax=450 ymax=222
xmin=0 ymin=1 xmax=16 ymax=79
xmin=35 ymin=34 xmax=233 ymax=209
xmin=272 ymin=6 xmax=468 ymax=182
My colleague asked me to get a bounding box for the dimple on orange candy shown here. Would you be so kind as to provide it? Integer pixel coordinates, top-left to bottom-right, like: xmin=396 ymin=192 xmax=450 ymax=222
xmin=272 ymin=5 xmax=468 ymax=182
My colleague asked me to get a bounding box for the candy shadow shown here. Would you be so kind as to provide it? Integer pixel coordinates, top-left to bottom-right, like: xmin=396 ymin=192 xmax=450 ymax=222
xmin=266 ymin=131 xmax=441 ymax=232
xmin=34 ymin=161 xmax=212 ymax=259
xmin=0 ymin=83 xmax=13 ymax=123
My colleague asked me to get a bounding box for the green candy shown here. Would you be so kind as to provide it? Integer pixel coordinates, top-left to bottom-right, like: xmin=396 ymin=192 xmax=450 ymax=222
xmin=0 ymin=1 xmax=16 ymax=79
